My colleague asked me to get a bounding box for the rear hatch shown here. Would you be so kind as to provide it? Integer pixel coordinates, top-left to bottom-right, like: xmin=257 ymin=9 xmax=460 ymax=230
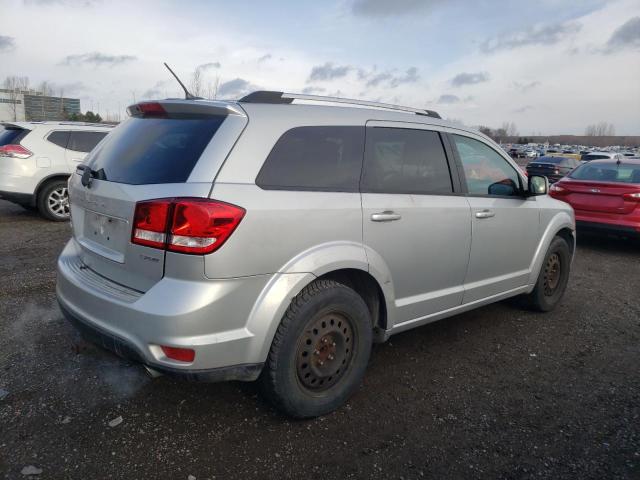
xmin=68 ymin=100 xmax=247 ymax=292
xmin=559 ymin=162 xmax=640 ymax=215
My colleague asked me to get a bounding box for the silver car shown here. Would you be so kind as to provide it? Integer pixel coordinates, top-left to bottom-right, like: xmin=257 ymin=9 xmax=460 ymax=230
xmin=56 ymin=92 xmax=575 ymax=418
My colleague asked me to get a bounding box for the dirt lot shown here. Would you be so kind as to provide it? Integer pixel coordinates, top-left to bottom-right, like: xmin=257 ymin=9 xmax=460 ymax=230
xmin=0 ymin=199 xmax=638 ymax=479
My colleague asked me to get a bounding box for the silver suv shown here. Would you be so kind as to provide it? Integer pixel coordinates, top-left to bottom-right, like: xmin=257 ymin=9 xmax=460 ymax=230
xmin=56 ymin=92 xmax=575 ymax=417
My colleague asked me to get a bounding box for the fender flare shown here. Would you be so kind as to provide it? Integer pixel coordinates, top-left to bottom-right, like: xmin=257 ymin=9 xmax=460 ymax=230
xmin=527 ymin=211 xmax=575 ymax=288
xmin=243 ymin=241 xmax=396 ymax=363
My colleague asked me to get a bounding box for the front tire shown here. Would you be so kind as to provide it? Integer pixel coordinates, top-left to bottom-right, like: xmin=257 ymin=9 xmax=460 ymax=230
xmin=37 ymin=180 xmax=70 ymax=221
xmin=522 ymin=236 xmax=571 ymax=312
xmin=260 ymin=279 xmax=373 ymax=418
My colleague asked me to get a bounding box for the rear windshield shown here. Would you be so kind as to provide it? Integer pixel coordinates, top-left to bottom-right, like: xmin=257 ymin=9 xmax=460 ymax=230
xmin=85 ymin=116 xmax=225 ymax=185
xmin=583 ymin=155 xmax=610 ymax=161
xmin=532 ymin=156 xmax=565 ymax=164
xmin=0 ymin=127 xmax=27 ymax=146
xmin=570 ymin=163 xmax=640 ymax=183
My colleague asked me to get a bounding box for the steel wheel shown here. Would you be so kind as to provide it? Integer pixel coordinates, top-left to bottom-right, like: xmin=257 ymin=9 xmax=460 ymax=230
xmin=47 ymin=186 xmax=69 ymax=219
xmin=296 ymin=312 xmax=355 ymax=392
xmin=543 ymin=252 xmax=561 ymax=296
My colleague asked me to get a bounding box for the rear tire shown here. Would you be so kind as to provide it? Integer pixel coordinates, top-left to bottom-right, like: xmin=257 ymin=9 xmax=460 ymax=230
xmin=260 ymin=279 xmax=373 ymax=418
xmin=521 ymin=236 xmax=571 ymax=312
xmin=37 ymin=179 xmax=70 ymax=221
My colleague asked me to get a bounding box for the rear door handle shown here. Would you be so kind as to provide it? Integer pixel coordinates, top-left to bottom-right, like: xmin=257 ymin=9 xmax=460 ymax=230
xmin=371 ymin=211 xmax=402 ymax=222
xmin=475 ymin=210 xmax=495 ymax=219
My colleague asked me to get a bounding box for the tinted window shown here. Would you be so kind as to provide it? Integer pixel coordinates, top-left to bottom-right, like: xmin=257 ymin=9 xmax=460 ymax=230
xmin=570 ymin=162 xmax=640 ymax=183
xmin=0 ymin=127 xmax=27 ymax=146
xmin=86 ymin=116 xmax=225 ymax=185
xmin=583 ymin=155 xmax=610 ymax=161
xmin=534 ymin=156 xmax=565 ymax=164
xmin=256 ymin=126 xmax=364 ymax=191
xmin=361 ymin=128 xmax=452 ymax=194
xmin=47 ymin=131 xmax=70 ymax=148
xmin=453 ymin=135 xmax=521 ymax=196
xmin=68 ymin=131 xmax=108 ymax=153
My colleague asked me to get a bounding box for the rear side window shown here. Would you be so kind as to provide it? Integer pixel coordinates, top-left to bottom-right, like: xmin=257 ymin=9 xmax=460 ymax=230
xmin=0 ymin=127 xmax=28 ymax=146
xmin=570 ymin=163 xmax=640 ymax=183
xmin=68 ymin=131 xmax=108 ymax=153
xmin=256 ymin=126 xmax=364 ymax=192
xmin=86 ymin=116 xmax=225 ymax=185
xmin=361 ymin=128 xmax=453 ymax=194
xmin=47 ymin=131 xmax=70 ymax=148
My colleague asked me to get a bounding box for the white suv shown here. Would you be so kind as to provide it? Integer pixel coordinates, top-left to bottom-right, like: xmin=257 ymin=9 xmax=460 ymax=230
xmin=0 ymin=121 xmax=113 ymax=220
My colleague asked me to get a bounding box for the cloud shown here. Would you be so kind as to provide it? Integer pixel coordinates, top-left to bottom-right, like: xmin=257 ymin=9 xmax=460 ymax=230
xmin=308 ymin=62 xmax=352 ymax=82
xmin=513 ymin=105 xmax=534 ymax=113
xmin=604 ymin=16 xmax=640 ymax=53
xmin=358 ymin=66 xmax=420 ymax=88
xmin=481 ymin=22 xmax=581 ymax=53
xmin=0 ymin=35 xmax=15 ymax=52
xmin=257 ymin=54 xmax=272 ymax=63
xmin=197 ymin=62 xmax=221 ymax=70
xmin=61 ymin=52 xmax=137 ymax=67
xmin=512 ymin=80 xmax=541 ymax=93
xmin=450 ymin=71 xmax=489 ymax=87
xmin=217 ymin=78 xmax=257 ymax=98
xmin=352 ymin=0 xmax=446 ymax=17
xmin=437 ymin=94 xmax=460 ymax=104
xmin=301 ymin=86 xmax=326 ymax=94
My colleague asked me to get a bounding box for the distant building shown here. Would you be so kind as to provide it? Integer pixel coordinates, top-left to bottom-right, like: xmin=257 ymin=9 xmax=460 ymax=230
xmin=0 ymin=88 xmax=81 ymax=122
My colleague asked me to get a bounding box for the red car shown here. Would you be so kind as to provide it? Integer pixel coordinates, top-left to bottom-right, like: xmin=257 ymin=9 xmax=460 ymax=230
xmin=549 ymin=159 xmax=640 ymax=237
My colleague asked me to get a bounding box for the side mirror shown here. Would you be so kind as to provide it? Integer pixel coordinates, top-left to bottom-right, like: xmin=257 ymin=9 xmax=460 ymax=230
xmin=528 ymin=175 xmax=548 ymax=196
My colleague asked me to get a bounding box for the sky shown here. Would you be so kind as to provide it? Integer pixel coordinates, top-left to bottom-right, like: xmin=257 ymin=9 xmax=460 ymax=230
xmin=0 ymin=0 xmax=639 ymax=135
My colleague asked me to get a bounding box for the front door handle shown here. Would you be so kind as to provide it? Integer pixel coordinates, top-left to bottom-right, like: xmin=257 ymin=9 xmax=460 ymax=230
xmin=371 ymin=211 xmax=402 ymax=222
xmin=475 ymin=210 xmax=495 ymax=219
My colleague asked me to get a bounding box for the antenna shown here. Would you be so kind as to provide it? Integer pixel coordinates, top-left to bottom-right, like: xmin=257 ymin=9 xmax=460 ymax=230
xmin=163 ymin=62 xmax=198 ymax=100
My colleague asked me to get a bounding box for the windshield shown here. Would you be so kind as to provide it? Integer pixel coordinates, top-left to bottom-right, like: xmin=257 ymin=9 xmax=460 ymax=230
xmin=85 ymin=115 xmax=225 ymax=185
xmin=570 ymin=162 xmax=640 ymax=183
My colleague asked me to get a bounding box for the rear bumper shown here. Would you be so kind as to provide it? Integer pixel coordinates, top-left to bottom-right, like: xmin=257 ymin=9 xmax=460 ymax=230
xmin=59 ymin=302 xmax=262 ymax=381
xmin=576 ymin=220 xmax=640 ymax=238
xmin=0 ymin=190 xmax=35 ymax=206
xmin=56 ymin=239 xmax=272 ymax=381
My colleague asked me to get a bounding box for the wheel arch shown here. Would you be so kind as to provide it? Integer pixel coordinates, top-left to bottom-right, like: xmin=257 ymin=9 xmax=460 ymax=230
xmin=527 ymin=212 xmax=576 ymax=288
xmin=34 ymin=173 xmax=71 ymax=206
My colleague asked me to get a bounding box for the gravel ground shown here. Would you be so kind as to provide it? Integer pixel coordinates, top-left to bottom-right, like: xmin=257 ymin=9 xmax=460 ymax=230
xmin=0 ymin=199 xmax=638 ymax=479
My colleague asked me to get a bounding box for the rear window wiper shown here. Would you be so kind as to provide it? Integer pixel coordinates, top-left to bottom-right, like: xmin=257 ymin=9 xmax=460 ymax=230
xmin=76 ymin=164 xmax=107 ymax=186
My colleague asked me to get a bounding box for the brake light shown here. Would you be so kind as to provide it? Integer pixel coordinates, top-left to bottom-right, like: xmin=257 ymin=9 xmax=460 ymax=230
xmin=623 ymin=192 xmax=640 ymax=201
xmin=160 ymin=345 xmax=195 ymax=363
xmin=0 ymin=144 xmax=33 ymax=159
xmin=132 ymin=198 xmax=245 ymax=254
xmin=127 ymin=102 xmax=167 ymax=117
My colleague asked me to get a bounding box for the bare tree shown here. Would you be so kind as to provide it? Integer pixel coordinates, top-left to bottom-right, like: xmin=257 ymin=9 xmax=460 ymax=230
xmin=585 ymin=122 xmax=615 ymax=136
xmin=502 ymin=121 xmax=519 ymax=137
xmin=3 ymin=76 xmax=29 ymax=121
xmin=190 ymin=67 xmax=203 ymax=97
xmin=206 ymin=76 xmax=220 ymax=100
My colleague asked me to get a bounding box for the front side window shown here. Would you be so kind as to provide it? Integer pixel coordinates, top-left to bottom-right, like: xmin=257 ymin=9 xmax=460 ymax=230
xmin=68 ymin=131 xmax=108 ymax=153
xmin=256 ymin=126 xmax=364 ymax=191
xmin=361 ymin=128 xmax=453 ymax=194
xmin=452 ymin=135 xmax=521 ymax=196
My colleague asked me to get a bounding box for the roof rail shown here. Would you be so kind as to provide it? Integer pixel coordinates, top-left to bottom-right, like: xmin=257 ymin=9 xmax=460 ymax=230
xmin=238 ymin=90 xmax=441 ymax=119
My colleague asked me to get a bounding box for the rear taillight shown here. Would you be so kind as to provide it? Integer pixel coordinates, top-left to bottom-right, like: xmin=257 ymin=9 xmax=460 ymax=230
xmin=550 ymin=184 xmax=566 ymax=194
xmin=623 ymin=192 xmax=640 ymax=202
xmin=132 ymin=198 xmax=245 ymax=255
xmin=0 ymin=144 xmax=33 ymax=159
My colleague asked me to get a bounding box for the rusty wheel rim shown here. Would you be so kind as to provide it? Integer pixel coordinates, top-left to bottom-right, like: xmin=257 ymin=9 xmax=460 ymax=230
xmin=543 ymin=253 xmax=561 ymax=296
xmin=296 ymin=312 xmax=354 ymax=392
